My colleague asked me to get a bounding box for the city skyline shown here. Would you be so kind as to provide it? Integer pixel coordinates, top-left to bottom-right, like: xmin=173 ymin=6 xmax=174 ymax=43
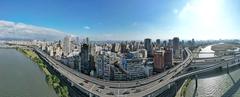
xmin=1 ymin=0 xmax=240 ymax=97
xmin=0 ymin=0 xmax=240 ymax=40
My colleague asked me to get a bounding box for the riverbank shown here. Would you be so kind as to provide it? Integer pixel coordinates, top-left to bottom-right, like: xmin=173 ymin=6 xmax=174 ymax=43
xmin=175 ymin=79 xmax=192 ymax=97
xmin=184 ymin=44 xmax=240 ymax=97
xmin=211 ymin=43 xmax=240 ymax=56
xmin=211 ymin=43 xmax=240 ymax=51
xmin=17 ymin=47 xmax=69 ymax=97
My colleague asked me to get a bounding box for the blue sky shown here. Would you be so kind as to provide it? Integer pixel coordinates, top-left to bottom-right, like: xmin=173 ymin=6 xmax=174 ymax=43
xmin=0 ymin=0 xmax=239 ymax=40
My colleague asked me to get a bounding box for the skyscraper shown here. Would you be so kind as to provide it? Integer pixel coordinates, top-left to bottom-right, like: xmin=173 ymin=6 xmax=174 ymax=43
xmin=173 ymin=37 xmax=180 ymax=50
xmin=181 ymin=40 xmax=185 ymax=47
xmin=111 ymin=43 xmax=120 ymax=53
xmin=120 ymin=43 xmax=127 ymax=53
xmin=96 ymin=54 xmax=104 ymax=79
xmin=156 ymin=39 xmax=161 ymax=48
xmin=63 ymin=35 xmax=72 ymax=56
xmin=144 ymin=38 xmax=152 ymax=57
xmin=86 ymin=37 xmax=89 ymax=44
xmin=168 ymin=39 xmax=173 ymax=47
xmin=164 ymin=47 xmax=173 ymax=69
xmin=163 ymin=40 xmax=167 ymax=47
xmin=80 ymin=44 xmax=90 ymax=75
xmin=76 ymin=36 xmax=80 ymax=45
xmin=173 ymin=37 xmax=180 ymax=58
xmin=192 ymin=38 xmax=195 ymax=47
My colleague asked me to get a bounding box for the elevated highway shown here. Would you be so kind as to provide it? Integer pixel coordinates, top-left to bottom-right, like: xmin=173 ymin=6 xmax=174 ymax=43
xmin=192 ymin=52 xmax=215 ymax=54
xmin=141 ymin=51 xmax=240 ymax=97
xmin=190 ymin=53 xmax=240 ymax=69
xmin=177 ymin=57 xmax=240 ymax=81
xmin=33 ymin=47 xmax=193 ymax=97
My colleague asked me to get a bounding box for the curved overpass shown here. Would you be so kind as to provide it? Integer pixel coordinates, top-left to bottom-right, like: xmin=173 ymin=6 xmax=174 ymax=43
xmin=174 ymin=57 xmax=240 ymax=82
xmin=137 ymin=51 xmax=240 ymax=97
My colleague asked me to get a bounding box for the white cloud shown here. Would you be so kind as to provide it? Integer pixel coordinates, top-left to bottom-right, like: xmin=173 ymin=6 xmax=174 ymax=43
xmin=83 ymin=26 xmax=90 ymax=30
xmin=0 ymin=20 xmax=66 ymax=40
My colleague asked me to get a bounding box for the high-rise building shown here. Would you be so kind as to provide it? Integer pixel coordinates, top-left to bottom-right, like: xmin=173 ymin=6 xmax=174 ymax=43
xmin=125 ymin=59 xmax=146 ymax=80
xmin=144 ymin=38 xmax=152 ymax=57
xmin=138 ymin=49 xmax=147 ymax=58
xmin=120 ymin=56 xmax=127 ymax=70
xmin=46 ymin=45 xmax=54 ymax=56
xmin=153 ymin=50 xmax=165 ymax=72
xmin=111 ymin=43 xmax=120 ymax=53
xmin=41 ymin=42 xmax=47 ymax=51
xmin=192 ymin=38 xmax=195 ymax=47
xmin=80 ymin=44 xmax=90 ymax=75
xmin=164 ymin=47 xmax=173 ymax=69
xmin=173 ymin=37 xmax=180 ymax=50
xmin=53 ymin=46 xmax=63 ymax=60
xmin=173 ymin=37 xmax=181 ymax=58
xmin=86 ymin=37 xmax=89 ymax=44
xmin=181 ymin=40 xmax=185 ymax=47
xmin=120 ymin=43 xmax=128 ymax=53
xmin=96 ymin=51 xmax=115 ymax=80
xmin=168 ymin=39 xmax=173 ymax=47
xmin=96 ymin=54 xmax=105 ymax=79
xmin=156 ymin=39 xmax=161 ymax=48
xmin=63 ymin=35 xmax=72 ymax=56
xmin=76 ymin=37 xmax=80 ymax=45
xmin=89 ymin=55 xmax=95 ymax=70
xmin=163 ymin=40 xmax=167 ymax=47
xmin=74 ymin=55 xmax=80 ymax=70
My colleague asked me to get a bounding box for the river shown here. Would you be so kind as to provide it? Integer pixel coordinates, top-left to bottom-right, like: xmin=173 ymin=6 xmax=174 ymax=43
xmin=186 ymin=45 xmax=240 ymax=97
xmin=0 ymin=48 xmax=58 ymax=97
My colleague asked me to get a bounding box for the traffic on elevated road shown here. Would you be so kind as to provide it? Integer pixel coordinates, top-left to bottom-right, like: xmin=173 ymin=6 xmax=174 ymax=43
xmin=34 ymin=47 xmax=193 ymax=97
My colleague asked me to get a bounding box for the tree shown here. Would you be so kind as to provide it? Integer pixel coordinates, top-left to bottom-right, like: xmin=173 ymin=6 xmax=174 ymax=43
xmin=46 ymin=75 xmax=53 ymax=85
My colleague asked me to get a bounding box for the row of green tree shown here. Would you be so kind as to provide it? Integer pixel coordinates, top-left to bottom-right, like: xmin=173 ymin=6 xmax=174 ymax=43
xmin=46 ymin=75 xmax=69 ymax=97
xmin=17 ymin=47 xmax=69 ymax=97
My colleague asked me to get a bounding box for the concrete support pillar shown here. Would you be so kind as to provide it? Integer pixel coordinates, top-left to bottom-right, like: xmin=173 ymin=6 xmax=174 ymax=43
xmin=71 ymin=82 xmax=74 ymax=86
xmin=168 ymin=84 xmax=171 ymax=89
xmin=227 ymin=63 xmax=229 ymax=74
xmin=89 ymin=93 xmax=93 ymax=97
xmin=174 ymin=82 xmax=177 ymax=95
xmin=195 ymin=75 xmax=198 ymax=88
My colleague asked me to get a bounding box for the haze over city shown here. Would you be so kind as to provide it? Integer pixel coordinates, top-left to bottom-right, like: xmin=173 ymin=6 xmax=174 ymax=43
xmin=0 ymin=0 xmax=240 ymax=40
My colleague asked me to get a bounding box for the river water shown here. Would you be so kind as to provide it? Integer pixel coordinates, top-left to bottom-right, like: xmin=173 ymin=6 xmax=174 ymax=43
xmin=0 ymin=49 xmax=58 ymax=97
xmin=186 ymin=45 xmax=240 ymax=97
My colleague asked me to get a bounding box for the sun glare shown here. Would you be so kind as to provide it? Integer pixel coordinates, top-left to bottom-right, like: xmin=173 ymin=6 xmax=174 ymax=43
xmin=181 ymin=0 xmax=227 ymax=40
xmin=197 ymin=0 xmax=224 ymax=29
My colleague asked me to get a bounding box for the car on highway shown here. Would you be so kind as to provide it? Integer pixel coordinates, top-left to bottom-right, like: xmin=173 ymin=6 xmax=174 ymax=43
xmin=159 ymin=79 xmax=163 ymax=83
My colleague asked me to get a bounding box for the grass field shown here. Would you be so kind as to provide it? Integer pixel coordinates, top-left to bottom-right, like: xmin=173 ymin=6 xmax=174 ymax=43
xmin=211 ymin=43 xmax=240 ymax=51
